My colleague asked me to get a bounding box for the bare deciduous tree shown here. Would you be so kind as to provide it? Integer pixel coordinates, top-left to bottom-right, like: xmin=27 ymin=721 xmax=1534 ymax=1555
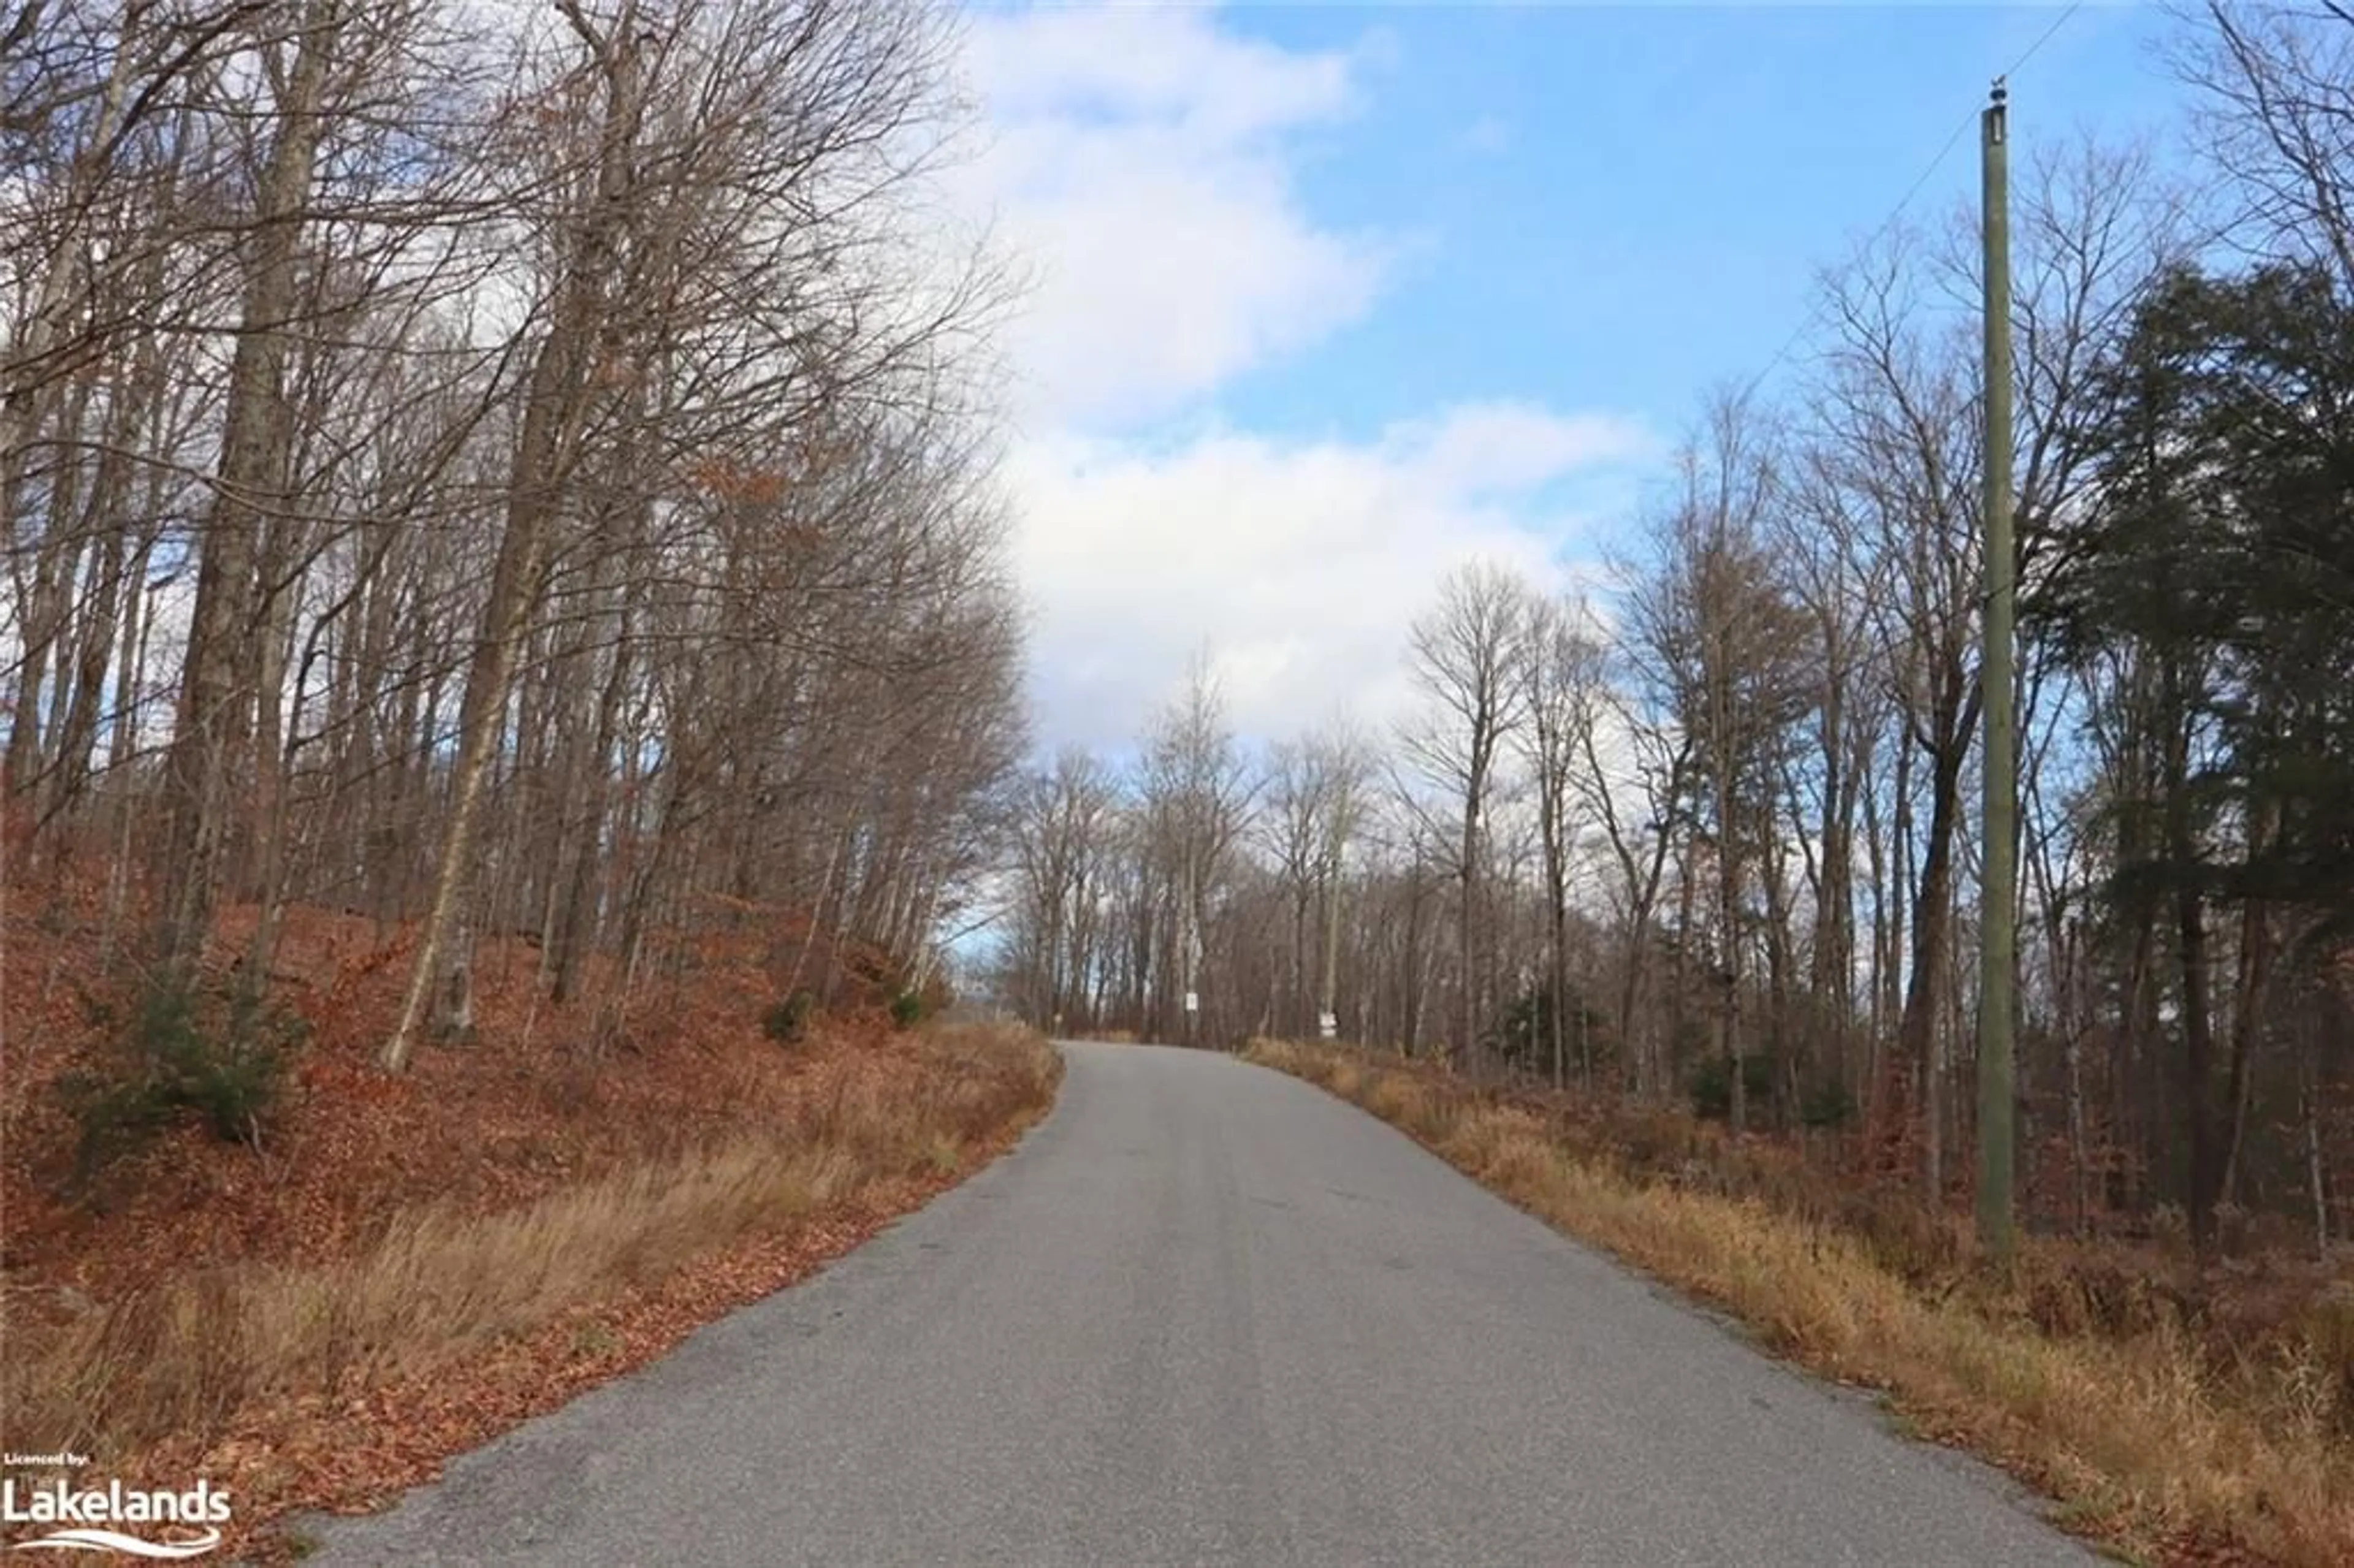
xmin=1399 ymin=560 xmax=1532 ymax=1070
xmin=1519 ymin=587 xmax=1605 ymax=1088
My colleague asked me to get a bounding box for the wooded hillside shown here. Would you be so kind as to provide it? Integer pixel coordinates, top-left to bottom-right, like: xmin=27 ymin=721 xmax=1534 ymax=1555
xmin=2 ymin=0 xmax=1025 ymax=1070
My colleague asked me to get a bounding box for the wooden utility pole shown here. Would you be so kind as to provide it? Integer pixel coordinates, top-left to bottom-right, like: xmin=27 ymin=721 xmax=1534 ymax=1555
xmin=1975 ymin=77 xmax=2019 ymax=1263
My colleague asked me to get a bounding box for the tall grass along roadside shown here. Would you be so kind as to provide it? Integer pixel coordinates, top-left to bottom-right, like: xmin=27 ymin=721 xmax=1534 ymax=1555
xmin=3 ymin=1023 xmax=1059 ymax=1466
xmin=1246 ymin=1037 xmax=2354 ymax=1568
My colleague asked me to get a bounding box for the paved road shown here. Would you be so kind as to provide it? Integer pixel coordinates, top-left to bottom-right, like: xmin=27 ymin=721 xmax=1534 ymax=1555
xmin=307 ymin=1042 xmax=2096 ymax=1567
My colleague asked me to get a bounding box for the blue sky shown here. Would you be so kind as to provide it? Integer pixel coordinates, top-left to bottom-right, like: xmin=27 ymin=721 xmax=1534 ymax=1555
xmin=949 ymin=2 xmax=2204 ymax=755
xmin=1216 ymin=2 xmax=2185 ymax=439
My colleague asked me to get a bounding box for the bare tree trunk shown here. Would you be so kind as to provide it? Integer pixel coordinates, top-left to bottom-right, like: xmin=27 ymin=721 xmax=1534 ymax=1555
xmin=547 ymin=612 xmax=635 ymax=1003
xmin=2066 ymin=1011 xmax=2091 ymax=1235
xmin=44 ymin=441 xmax=131 ymax=842
xmin=1861 ymin=753 xmax=1891 ymax=1131
xmin=98 ymin=528 xmax=154 ymax=961
xmin=384 ymin=10 xmax=646 ymax=1070
xmin=0 ymin=14 xmax=137 ymax=726
xmin=2178 ymin=878 xmax=2220 ymax=1254
xmin=243 ymin=584 xmax=307 ymax=980
xmin=1321 ymin=867 xmax=1344 ymax=1037
xmin=1900 ymin=733 xmax=1968 ymax=1203
xmin=154 ymin=0 xmax=342 ymax=980
xmin=1718 ymin=767 xmax=1746 ymax=1135
xmin=2219 ymin=857 xmax=2273 ymax=1207
xmin=2307 ymin=1046 xmax=2331 ymax=1260
xmin=1762 ymin=821 xmax=1795 ymax=1127
xmin=1550 ymin=894 xmax=1568 ymax=1091
xmin=1672 ymin=839 xmax=1698 ymax=1089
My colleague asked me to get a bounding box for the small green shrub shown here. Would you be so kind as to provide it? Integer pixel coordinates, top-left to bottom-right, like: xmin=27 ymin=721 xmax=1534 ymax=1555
xmin=56 ymin=1073 xmax=179 ymax=1186
xmin=889 ymin=991 xmax=923 ymax=1030
xmin=1800 ymin=1076 xmax=1857 ymax=1130
xmin=1686 ymin=1052 xmax=1776 ymax=1122
xmin=1482 ymin=985 xmax=1612 ymax=1076
xmin=763 ymin=990 xmax=816 ymax=1044
xmin=61 ymin=973 xmax=306 ymax=1190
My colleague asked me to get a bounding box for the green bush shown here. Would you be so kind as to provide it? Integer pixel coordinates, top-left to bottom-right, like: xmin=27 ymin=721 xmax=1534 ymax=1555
xmin=763 ymin=990 xmax=816 ymax=1044
xmin=1483 ymin=984 xmax=1612 ymax=1076
xmin=888 ymin=991 xmax=924 ymax=1030
xmin=1683 ymin=1057 xmax=1854 ymax=1129
xmin=61 ymin=974 xmax=306 ymax=1190
xmin=1800 ymin=1076 xmax=1857 ymax=1130
xmin=1685 ymin=1052 xmax=1777 ymax=1122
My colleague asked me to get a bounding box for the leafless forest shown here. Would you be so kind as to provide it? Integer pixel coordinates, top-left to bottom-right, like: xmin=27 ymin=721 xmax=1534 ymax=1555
xmin=4 ymin=1 xmax=2350 ymax=1259
xmin=988 ymin=4 xmax=2354 ymax=1255
xmin=3 ymin=0 xmax=1025 ymax=1067
xmin=4 ymin=6 xmax=2345 ymax=1558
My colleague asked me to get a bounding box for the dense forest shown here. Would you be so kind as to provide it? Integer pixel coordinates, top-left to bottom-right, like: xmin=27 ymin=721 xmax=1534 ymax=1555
xmin=985 ymin=2 xmax=2354 ymax=1255
xmin=2 ymin=0 xmax=1026 ymax=1067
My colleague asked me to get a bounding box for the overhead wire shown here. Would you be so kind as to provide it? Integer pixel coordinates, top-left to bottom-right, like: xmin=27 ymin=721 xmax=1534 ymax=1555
xmin=1729 ymin=0 xmax=2090 ymax=407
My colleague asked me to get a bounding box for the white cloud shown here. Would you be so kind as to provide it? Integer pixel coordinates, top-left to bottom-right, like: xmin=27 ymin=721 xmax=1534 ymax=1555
xmin=951 ymin=4 xmax=1394 ymax=432
xmin=943 ymin=6 xmax=1662 ymax=759
xmin=1460 ymin=113 xmax=1512 ymax=155
xmin=1008 ymin=402 xmax=1660 ymax=753
xmin=1401 ymin=404 xmax=1653 ymax=500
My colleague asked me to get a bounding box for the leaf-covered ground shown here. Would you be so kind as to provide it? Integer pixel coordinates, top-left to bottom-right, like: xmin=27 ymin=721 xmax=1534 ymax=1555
xmin=1 ymin=880 xmax=1059 ymax=1561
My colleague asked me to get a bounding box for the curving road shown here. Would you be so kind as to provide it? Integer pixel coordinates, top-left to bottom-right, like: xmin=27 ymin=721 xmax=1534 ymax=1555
xmin=308 ymin=1041 xmax=2096 ymax=1567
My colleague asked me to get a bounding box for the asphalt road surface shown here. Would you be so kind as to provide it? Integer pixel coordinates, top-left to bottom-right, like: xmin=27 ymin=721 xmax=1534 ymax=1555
xmin=306 ymin=1041 xmax=2098 ymax=1567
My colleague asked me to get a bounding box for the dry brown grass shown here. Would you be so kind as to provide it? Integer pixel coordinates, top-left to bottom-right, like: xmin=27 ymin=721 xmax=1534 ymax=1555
xmin=1247 ymin=1038 xmax=2354 ymax=1568
xmin=6 ymin=1022 xmax=1059 ymax=1465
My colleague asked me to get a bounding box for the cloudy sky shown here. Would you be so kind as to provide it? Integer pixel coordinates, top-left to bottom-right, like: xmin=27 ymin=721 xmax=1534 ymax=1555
xmin=945 ymin=1 xmax=2192 ymax=758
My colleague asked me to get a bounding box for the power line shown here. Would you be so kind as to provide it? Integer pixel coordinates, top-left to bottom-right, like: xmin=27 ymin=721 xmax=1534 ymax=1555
xmin=1731 ymin=0 xmax=2088 ymax=408
xmin=1731 ymin=106 xmax=1976 ymax=408
xmin=2003 ymin=1 xmax=2088 ymax=83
